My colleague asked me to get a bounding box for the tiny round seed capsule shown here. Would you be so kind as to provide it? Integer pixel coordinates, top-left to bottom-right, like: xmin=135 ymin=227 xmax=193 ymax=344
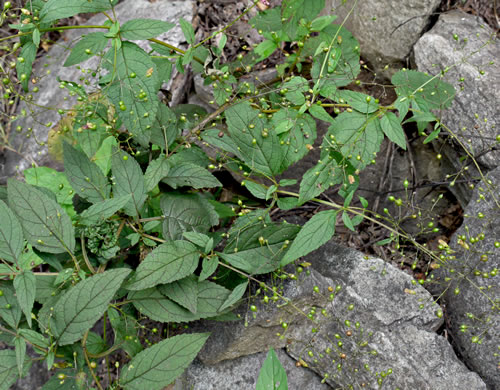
xmin=250 ymin=305 xmax=257 ymax=312
xmin=123 ymin=155 xmax=128 ymax=161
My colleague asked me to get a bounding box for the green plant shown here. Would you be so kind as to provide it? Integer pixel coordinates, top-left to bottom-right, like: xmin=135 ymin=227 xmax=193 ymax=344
xmin=0 ymin=0 xmax=464 ymax=388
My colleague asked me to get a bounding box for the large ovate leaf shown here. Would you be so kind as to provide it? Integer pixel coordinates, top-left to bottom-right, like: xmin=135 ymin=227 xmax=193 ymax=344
xmin=162 ymin=162 xmax=221 ymax=189
xmin=0 ymin=200 xmax=23 ymax=264
xmin=126 ymin=241 xmax=199 ymax=290
xmin=129 ymin=280 xmax=231 ymax=322
xmin=281 ymin=210 xmax=338 ymax=266
xmin=51 ymin=269 xmax=130 ymax=346
xmin=392 ymin=69 xmax=455 ymax=110
xmin=121 ymin=19 xmax=175 ymax=40
xmin=220 ymin=223 xmax=300 ymax=274
xmin=112 ymin=148 xmax=147 ymax=216
xmin=256 ymin=348 xmax=288 ymax=390
xmin=161 ymin=193 xmax=219 ymax=241
xmin=120 ymin=333 xmax=210 ymax=390
xmin=160 ymin=276 xmax=198 ymax=314
xmin=103 ymin=42 xmax=159 ymax=146
xmin=64 ymin=32 xmax=108 ymax=67
xmin=63 ymin=142 xmax=110 ymax=204
xmin=13 ymin=271 xmax=36 ymax=327
xmin=326 ymin=111 xmax=383 ymax=170
xmin=225 ymin=102 xmax=282 ymax=177
xmin=8 ymin=179 xmax=75 ymax=254
xmin=40 ymin=0 xmax=113 ymax=22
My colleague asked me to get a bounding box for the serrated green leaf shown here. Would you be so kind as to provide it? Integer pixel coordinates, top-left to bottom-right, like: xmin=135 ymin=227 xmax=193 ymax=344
xmin=13 ymin=271 xmax=36 ymax=327
xmin=298 ymin=155 xmax=341 ymax=205
xmin=126 ymin=241 xmax=199 ymax=290
xmin=103 ymin=42 xmax=159 ymax=146
xmin=342 ymin=211 xmax=355 ymax=231
xmin=225 ymin=102 xmax=282 ymax=176
xmin=392 ymin=69 xmax=455 ymax=110
xmin=307 ymin=24 xmax=360 ymax=87
xmin=161 ymin=276 xmax=198 ymax=314
xmin=0 ymin=283 xmax=22 ymax=329
xmin=24 ymin=167 xmax=74 ymax=206
xmin=244 ymin=181 xmax=268 ymax=200
xmin=337 ymin=90 xmax=379 ymax=114
xmin=14 ymin=336 xmax=26 ymax=377
xmin=162 ymin=162 xmax=221 ymax=189
xmin=64 ymin=32 xmax=108 ymax=67
xmin=40 ymin=0 xmax=113 ymax=22
xmin=120 ymin=19 xmax=174 ymax=40
xmin=16 ymin=42 xmax=36 ymax=92
xmin=277 ymin=197 xmax=299 ymax=210
xmin=32 ymin=28 xmax=40 ymax=47
xmin=93 ymin=136 xmax=118 ymax=175
xmin=18 ymin=329 xmax=49 ymax=350
xmin=282 ymin=0 xmax=324 ymax=39
xmin=255 ymin=40 xmax=278 ymax=61
xmin=86 ymin=331 xmax=107 ymax=355
xmin=220 ymin=223 xmax=300 ymax=274
xmin=310 ymin=14 xmax=337 ymax=31
xmin=179 ymin=18 xmax=195 ymax=45
xmin=52 ymin=269 xmax=130 ymax=346
xmin=256 ymin=348 xmax=288 ymax=390
xmin=182 ymin=232 xmax=211 ymax=249
xmin=250 ymin=7 xmax=282 ymax=32
xmin=281 ymin=210 xmax=338 ymax=266
xmin=327 ymin=111 xmax=383 ymax=170
xmin=276 ymin=111 xmax=317 ymax=171
xmin=219 ymin=280 xmax=248 ymax=312
xmin=309 ymin=104 xmax=335 ymax=123
xmin=199 ymin=255 xmax=218 ymax=281
xmin=120 ymin=333 xmax=209 ymax=390
xmin=63 ymin=142 xmax=109 ymax=203
xmin=0 ymin=349 xmax=31 ymax=390
xmin=283 ymin=76 xmax=309 ymax=105
xmin=8 ymin=179 xmax=75 ymax=254
xmin=161 ymin=193 xmax=219 ymax=241
xmin=144 ymin=155 xmax=170 ymax=191
xmin=79 ymin=194 xmax=132 ymax=225
xmin=129 ymin=280 xmax=231 ymax=322
xmin=0 ymin=200 xmax=23 ymax=265
xmin=380 ymin=112 xmax=407 ymax=150
xmin=151 ymin=104 xmax=180 ymax=150
xmin=112 ymin=148 xmax=146 ymax=217
xmin=108 ymin=307 xmax=143 ymax=357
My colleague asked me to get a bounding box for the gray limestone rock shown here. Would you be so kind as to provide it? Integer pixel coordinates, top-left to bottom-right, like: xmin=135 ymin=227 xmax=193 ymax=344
xmin=414 ymin=10 xmax=500 ymax=171
xmin=325 ymin=0 xmax=441 ymax=76
xmin=1 ymin=0 xmax=193 ymax=183
xmin=428 ymin=166 xmax=500 ymax=388
xmin=174 ymin=348 xmax=331 ymax=390
xmin=285 ymin=242 xmax=487 ymax=389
